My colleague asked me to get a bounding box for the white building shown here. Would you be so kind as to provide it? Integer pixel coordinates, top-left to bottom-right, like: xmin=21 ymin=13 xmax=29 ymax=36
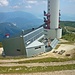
xmin=2 ymin=27 xmax=46 ymax=57
xmin=2 ymin=0 xmax=62 ymax=57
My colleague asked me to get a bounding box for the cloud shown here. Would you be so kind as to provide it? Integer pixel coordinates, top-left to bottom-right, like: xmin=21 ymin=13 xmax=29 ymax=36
xmin=0 ymin=0 xmax=9 ymax=6
xmin=26 ymin=0 xmax=46 ymax=4
xmin=27 ymin=0 xmax=38 ymax=4
xmin=42 ymin=1 xmax=47 ymax=3
xmin=25 ymin=5 xmax=32 ymax=8
xmin=25 ymin=0 xmax=47 ymax=9
xmin=12 ymin=5 xmax=20 ymax=9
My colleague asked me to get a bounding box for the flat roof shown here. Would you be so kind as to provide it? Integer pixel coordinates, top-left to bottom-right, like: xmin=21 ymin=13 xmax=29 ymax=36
xmin=24 ymin=27 xmax=43 ymax=37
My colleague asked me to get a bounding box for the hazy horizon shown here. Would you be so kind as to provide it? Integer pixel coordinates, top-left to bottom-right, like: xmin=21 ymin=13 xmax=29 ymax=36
xmin=0 ymin=0 xmax=75 ymax=21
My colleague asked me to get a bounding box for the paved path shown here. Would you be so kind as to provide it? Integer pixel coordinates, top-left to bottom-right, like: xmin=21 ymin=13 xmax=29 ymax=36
xmin=0 ymin=70 xmax=75 ymax=75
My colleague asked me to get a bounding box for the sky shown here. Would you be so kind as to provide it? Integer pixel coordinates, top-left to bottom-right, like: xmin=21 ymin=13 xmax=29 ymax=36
xmin=0 ymin=0 xmax=75 ymax=21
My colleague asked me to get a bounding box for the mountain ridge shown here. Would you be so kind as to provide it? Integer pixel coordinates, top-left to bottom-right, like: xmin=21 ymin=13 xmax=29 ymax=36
xmin=0 ymin=22 xmax=21 ymax=41
xmin=0 ymin=11 xmax=43 ymax=29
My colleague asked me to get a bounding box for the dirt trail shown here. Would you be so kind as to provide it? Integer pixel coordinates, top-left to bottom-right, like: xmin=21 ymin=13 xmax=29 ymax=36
xmin=0 ymin=60 xmax=75 ymax=67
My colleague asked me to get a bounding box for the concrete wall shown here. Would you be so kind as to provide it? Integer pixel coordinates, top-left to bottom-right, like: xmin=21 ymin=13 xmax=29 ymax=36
xmin=44 ymin=29 xmax=57 ymax=39
xmin=50 ymin=38 xmax=59 ymax=49
xmin=44 ymin=28 xmax=62 ymax=39
xmin=2 ymin=37 xmax=26 ymax=56
xmin=56 ymin=28 xmax=62 ymax=39
xmin=26 ymin=45 xmax=45 ymax=57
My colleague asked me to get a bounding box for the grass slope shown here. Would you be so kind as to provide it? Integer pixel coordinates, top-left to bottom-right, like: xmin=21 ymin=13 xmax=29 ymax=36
xmin=0 ymin=64 xmax=75 ymax=74
xmin=0 ymin=42 xmax=2 ymax=48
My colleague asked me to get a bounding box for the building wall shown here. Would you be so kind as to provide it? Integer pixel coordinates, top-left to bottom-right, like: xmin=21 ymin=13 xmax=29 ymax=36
xmin=44 ymin=29 xmax=56 ymax=39
xmin=2 ymin=37 xmax=26 ymax=56
xmin=26 ymin=45 xmax=45 ymax=57
xmin=56 ymin=28 xmax=62 ymax=39
xmin=44 ymin=28 xmax=62 ymax=39
xmin=50 ymin=38 xmax=59 ymax=49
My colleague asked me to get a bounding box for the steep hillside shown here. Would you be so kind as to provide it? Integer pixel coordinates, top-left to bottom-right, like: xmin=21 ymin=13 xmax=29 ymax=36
xmin=60 ymin=21 xmax=75 ymax=35
xmin=60 ymin=21 xmax=75 ymax=27
xmin=60 ymin=21 xmax=75 ymax=42
xmin=0 ymin=22 xmax=21 ymax=41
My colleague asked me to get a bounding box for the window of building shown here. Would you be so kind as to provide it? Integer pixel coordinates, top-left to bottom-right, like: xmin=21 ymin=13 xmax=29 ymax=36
xmin=35 ymin=46 xmax=41 ymax=49
xmin=45 ymin=34 xmax=47 ymax=36
xmin=48 ymin=9 xmax=50 ymax=11
xmin=17 ymin=49 xmax=21 ymax=51
xmin=48 ymin=5 xmax=50 ymax=7
xmin=48 ymin=1 xmax=50 ymax=3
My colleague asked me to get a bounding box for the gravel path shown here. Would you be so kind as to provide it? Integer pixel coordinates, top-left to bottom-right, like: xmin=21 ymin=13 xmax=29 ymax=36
xmin=0 ymin=70 xmax=75 ymax=75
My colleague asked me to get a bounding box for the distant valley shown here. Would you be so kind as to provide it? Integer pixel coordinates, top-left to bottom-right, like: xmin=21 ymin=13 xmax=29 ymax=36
xmin=0 ymin=11 xmax=44 ymax=42
xmin=0 ymin=11 xmax=43 ymax=29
